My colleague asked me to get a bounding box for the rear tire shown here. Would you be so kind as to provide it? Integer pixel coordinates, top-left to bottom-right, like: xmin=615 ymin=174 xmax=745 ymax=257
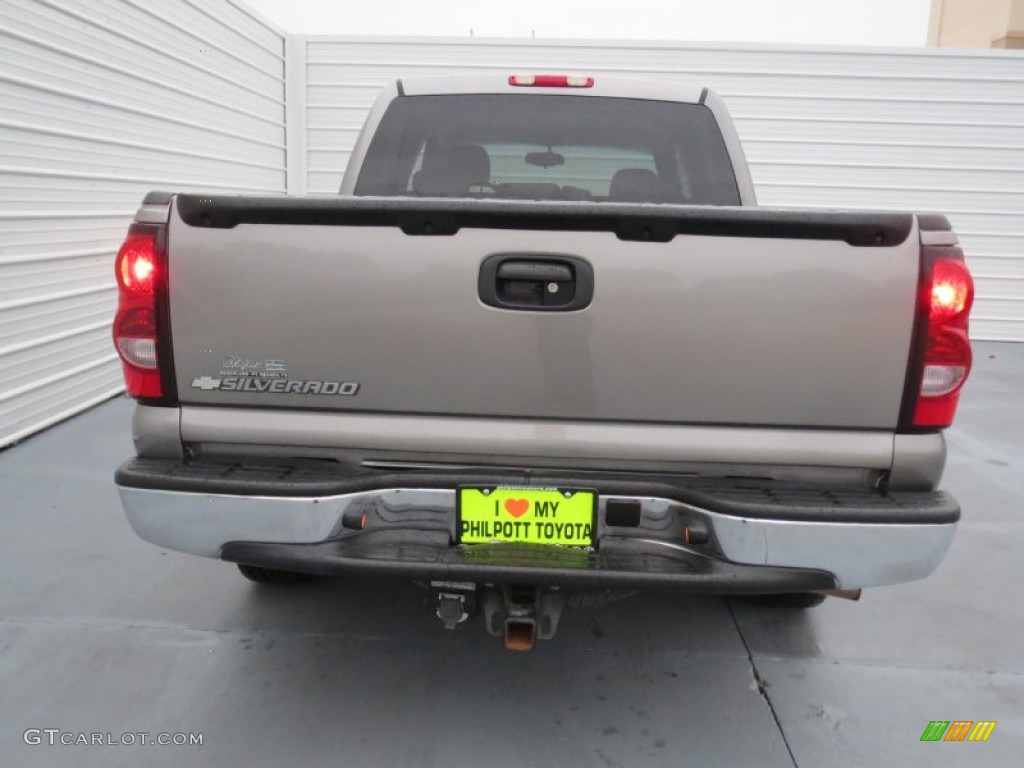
xmin=237 ymin=564 xmax=315 ymax=584
xmin=744 ymin=592 xmax=827 ymax=609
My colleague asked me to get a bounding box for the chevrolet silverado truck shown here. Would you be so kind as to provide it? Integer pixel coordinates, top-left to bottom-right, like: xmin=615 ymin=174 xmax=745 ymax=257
xmin=113 ymin=74 xmax=974 ymax=650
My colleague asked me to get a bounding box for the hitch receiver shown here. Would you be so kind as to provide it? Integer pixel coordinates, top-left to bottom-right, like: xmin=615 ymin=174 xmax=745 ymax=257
xmin=483 ymin=586 xmax=567 ymax=651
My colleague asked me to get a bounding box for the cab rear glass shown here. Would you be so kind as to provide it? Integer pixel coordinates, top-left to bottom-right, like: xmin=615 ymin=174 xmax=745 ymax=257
xmin=354 ymin=94 xmax=741 ymax=205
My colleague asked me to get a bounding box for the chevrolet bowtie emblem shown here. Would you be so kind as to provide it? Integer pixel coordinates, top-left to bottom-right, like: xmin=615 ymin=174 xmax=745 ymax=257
xmin=191 ymin=376 xmax=222 ymax=390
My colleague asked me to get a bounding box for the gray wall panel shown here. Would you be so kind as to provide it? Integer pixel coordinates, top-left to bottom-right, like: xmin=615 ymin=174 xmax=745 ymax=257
xmin=0 ymin=0 xmax=286 ymax=448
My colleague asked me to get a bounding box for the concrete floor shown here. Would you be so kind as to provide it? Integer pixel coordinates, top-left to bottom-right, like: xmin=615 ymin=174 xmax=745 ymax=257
xmin=0 ymin=341 xmax=1021 ymax=767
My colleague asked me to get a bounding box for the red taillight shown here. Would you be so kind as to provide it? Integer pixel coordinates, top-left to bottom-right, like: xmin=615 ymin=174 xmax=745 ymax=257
xmin=113 ymin=226 xmax=163 ymax=398
xmin=929 ymin=259 xmax=973 ymax=322
xmin=911 ymin=246 xmax=974 ymax=428
xmin=120 ymin=250 xmax=154 ymax=291
xmin=508 ymin=74 xmax=594 ymax=88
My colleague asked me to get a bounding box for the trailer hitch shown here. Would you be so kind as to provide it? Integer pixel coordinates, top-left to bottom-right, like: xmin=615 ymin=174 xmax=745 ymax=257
xmin=430 ymin=582 xmax=567 ymax=649
xmin=482 ymin=585 xmax=567 ymax=651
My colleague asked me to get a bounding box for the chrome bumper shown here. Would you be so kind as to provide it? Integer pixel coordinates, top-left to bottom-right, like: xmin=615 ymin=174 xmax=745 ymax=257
xmin=118 ymin=485 xmax=956 ymax=590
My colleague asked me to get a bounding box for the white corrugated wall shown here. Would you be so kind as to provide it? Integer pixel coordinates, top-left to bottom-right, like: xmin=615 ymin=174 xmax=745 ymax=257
xmin=0 ymin=0 xmax=287 ymax=447
xmin=296 ymin=37 xmax=1024 ymax=343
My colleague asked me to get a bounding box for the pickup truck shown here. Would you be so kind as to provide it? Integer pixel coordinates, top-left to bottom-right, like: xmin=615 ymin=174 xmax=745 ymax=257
xmin=113 ymin=74 xmax=974 ymax=650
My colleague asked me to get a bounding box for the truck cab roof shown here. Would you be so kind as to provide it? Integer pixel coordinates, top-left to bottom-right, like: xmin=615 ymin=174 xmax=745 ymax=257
xmin=398 ymin=73 xmax=707 ymax=104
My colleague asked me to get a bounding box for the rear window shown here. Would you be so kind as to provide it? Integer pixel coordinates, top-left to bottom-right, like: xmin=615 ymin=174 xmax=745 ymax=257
xmin=353 ymin=94 xmax=741 ymax=205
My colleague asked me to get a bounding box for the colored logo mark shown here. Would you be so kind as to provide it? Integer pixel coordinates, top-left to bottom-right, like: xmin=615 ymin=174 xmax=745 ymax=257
xmin=920 ymin=720 xmax=996 ymax=742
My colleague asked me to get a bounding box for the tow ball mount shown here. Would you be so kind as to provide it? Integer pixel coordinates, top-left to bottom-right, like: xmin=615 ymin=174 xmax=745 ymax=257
xmin=482 ymin=585 xmax=567 ymax=651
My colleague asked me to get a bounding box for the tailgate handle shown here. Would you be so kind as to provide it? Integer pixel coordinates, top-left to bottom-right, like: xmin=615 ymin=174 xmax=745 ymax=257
xmin=480 ymin=255 xmax=594 ymax=312
xmin=496 ymin=262 xmax=573 ymax=282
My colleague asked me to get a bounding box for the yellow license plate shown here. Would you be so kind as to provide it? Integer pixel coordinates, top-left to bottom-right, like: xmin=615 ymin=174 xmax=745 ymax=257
xmin=457 ymin=486 xmax=596 ymax=546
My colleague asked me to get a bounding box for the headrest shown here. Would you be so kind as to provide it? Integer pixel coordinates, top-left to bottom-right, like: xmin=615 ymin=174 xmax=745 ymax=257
xmin=412 ymin=144 xmax=491 ymax=196
xmin=608 ymin=168 xmax=658 ymax=202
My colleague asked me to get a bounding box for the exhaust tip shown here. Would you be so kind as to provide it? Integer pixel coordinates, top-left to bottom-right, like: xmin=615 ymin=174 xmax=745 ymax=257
xmin=504 ymin=618 xmax=537 ymax=651
xmin=822 ymin=588 xmax=862 ymax=601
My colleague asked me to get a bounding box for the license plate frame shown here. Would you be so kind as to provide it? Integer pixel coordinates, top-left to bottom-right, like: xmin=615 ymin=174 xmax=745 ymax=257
xmin=456 ymin=486 xmax=597 ymax=547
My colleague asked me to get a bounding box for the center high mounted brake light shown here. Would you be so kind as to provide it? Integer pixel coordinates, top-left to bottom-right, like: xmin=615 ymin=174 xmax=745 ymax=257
xmin=508 ymin=74 xmax=594 ymax=88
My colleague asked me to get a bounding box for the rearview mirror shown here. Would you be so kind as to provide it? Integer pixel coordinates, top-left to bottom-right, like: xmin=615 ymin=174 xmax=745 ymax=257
xmin=525 ymin=151 xmax=565 ymax=168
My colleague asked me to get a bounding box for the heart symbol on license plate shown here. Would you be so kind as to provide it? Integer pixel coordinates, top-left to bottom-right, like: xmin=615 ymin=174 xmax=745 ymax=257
xmin=504 ymin=498 xmax=529 ymax=518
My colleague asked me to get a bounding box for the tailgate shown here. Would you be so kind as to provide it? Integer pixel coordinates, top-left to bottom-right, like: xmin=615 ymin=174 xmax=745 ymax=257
xmin=166 ymin=197 xmax=919 ymax=429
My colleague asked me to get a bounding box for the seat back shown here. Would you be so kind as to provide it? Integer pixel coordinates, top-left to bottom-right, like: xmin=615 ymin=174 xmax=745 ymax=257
xmin=608 ymin=168 xmax=658 ymax=202
xmin=412 ymin=145 xmax=491 ymax=196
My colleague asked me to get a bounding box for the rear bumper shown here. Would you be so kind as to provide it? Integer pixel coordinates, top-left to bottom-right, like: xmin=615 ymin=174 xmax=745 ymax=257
xmin=115 ymin=458 xmax=959 ymax=591
xmin=219 ymin=534 xmax=838 ymax=593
